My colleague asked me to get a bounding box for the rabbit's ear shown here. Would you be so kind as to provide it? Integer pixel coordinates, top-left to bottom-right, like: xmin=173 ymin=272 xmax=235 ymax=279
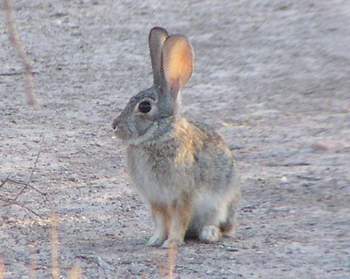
xmin=161 ymin=35 xmax=194 ymax=97
xmin=149 ymin=27 xmax=168 ymax=86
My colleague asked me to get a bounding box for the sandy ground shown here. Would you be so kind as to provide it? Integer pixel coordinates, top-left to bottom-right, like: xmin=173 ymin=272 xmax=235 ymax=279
xmin=1 ymin=0 xmax=350 ymax=278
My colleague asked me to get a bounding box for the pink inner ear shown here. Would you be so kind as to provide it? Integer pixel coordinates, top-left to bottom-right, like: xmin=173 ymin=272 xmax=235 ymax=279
xmin=170 ymin=78 xmax=181 ymax=94
xmin=162 ymin=35 xmax=194 ymax=94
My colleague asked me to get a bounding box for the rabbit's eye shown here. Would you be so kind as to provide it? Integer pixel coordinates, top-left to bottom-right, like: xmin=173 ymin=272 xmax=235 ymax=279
xmin=138 ymin=101 xmax=152 ymax=113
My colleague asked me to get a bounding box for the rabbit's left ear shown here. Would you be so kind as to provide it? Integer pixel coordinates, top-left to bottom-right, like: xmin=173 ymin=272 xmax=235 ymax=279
xmin=149 ymin=27 xmax=168 ymax=86
xmin=161 ymin=35 xmax=194 ymax=96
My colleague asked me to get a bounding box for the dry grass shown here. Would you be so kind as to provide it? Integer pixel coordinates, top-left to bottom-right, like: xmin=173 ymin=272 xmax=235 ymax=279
xmin=0 ymin=212 xmax=179 ymax=278
xmin=167 ymin=243 xmax=178 ymax=279
xmin=3 ymin=0 xmax=38 ymax=108
xmin=68 ymin=264 xmax=82 ymax=279
xmin=0 ymin=258 xmax=5 ymax=279
xmin=50 ymin=214 xmax=60 ymax=279
xmin=28 ymin=242 xmax=37 ymax=279
xmin=159 ymin=243 xmax=178 ymax=278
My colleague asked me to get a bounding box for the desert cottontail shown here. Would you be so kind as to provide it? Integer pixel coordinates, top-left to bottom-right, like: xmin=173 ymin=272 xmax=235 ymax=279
xmin=113 ymin=27 xmax=240 ymax=247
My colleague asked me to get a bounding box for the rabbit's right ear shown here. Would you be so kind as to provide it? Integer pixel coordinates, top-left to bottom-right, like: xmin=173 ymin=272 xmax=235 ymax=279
xmin=161 ymin=35 xmax=194 ymax=97
xmin=149 ymin=27 xmax=168 ymax=86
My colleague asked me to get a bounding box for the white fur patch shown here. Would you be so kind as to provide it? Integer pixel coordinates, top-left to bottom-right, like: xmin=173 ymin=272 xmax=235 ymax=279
xmin=125 ymin=122 xmax=159 ymax=146
xmin=199 ymin=225 xmax=220 ymax=242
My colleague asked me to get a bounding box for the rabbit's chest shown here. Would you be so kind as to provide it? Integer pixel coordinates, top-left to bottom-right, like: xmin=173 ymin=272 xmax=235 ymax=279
xmin=127 ymin=144 xmax=193 ymax=203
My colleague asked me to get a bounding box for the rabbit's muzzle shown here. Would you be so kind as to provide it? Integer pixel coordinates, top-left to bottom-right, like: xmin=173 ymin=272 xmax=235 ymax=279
xmin=112 ymin=117 xmax=119 ymax=131
xmin=112 ymin=116 xmax=129 ymax=140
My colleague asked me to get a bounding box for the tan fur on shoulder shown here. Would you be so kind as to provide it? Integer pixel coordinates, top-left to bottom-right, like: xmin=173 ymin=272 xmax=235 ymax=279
xmin=174 ymin=118 xmax=206 ymax=166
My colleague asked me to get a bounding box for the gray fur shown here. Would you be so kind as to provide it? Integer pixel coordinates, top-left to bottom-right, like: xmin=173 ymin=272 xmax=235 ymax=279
xmin=149 ymin=27 xmax=168 ymax=86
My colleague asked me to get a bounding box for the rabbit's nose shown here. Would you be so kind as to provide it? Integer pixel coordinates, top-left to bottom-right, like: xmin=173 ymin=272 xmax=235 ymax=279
xmin=112 ymin=118 xmax=119 ymax=130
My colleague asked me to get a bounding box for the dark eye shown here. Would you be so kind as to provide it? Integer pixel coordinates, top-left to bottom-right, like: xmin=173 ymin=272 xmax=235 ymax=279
xmin=138 ymin=101 xmax=152 ymax=113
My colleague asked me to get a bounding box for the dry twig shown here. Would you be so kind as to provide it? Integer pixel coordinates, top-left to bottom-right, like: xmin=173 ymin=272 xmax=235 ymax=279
xmin=0 ymin=136 xmax=46 ymax=217
xmin=0 ymin=199 xmax=42 ymax=217
xmin=13 ymin=136 xmax=46 ymax=200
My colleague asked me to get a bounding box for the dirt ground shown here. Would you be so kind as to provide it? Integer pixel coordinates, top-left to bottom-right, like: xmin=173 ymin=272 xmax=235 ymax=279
xmin=1 ymin=0 xmax=350 ymax=278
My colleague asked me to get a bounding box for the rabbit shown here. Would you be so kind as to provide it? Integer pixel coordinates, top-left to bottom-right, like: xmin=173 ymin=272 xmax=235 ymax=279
xmin=112 ymin=27 xmax=240 ymax=248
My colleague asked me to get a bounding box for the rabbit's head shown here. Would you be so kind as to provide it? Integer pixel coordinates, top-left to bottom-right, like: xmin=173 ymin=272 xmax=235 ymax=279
xmin=113 ymin=27 xmax=194 ymax=145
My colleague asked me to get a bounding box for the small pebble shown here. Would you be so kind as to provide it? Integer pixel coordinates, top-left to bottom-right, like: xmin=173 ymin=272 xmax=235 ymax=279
xmin=280 ymin=176 xmax=288 ymax=183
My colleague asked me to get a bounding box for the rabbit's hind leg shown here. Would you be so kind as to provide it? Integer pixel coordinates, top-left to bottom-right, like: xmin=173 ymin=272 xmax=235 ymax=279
xmin=220 ymin=201 xmax=239 ymax=237
xmin=196 ymin=198 xmax=226 ymax=243
xmin=199 ymin=225 xmax=222 ymax=243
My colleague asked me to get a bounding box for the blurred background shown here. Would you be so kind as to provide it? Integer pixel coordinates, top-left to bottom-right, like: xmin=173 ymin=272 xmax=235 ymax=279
xmin=0 ymin=0 xmax=349 ymax=278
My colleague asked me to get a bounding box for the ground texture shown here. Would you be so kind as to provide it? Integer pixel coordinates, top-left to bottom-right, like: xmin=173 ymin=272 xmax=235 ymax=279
xmin=0 ymin=0 xmax=350 ymax=278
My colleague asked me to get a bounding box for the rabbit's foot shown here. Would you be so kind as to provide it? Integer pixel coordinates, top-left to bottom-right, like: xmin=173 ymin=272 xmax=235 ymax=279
xmin=199 ymin=225 xmax=221 ymax=243
xmin=161 ymin=239 xmax=183 ymax=249
xmin=146 ymin=234 xmax=166 ymax=247
xmin=221 ymin=222 xmax=238 ymax=237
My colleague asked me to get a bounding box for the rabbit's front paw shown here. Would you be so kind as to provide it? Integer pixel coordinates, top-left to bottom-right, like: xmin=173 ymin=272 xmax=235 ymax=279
xmin=146 ymin=234 xmax=166 ymax=247
xmin=199 ymin=225 xmax=221 ymax=243
xmin=161 ymin=239 xmax=183 ymax=249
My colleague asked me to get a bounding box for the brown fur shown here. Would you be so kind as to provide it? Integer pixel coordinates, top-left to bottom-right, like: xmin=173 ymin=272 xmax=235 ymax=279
xmin=168 ymin=194 xmax=193 ymax=243
xmin=151 ymin=193 xmax=193 ymax=244
xmin=150 ymin=203 xmax=171 ymax=235
xmin=174 ymin=118 xmax=205 ymax=166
